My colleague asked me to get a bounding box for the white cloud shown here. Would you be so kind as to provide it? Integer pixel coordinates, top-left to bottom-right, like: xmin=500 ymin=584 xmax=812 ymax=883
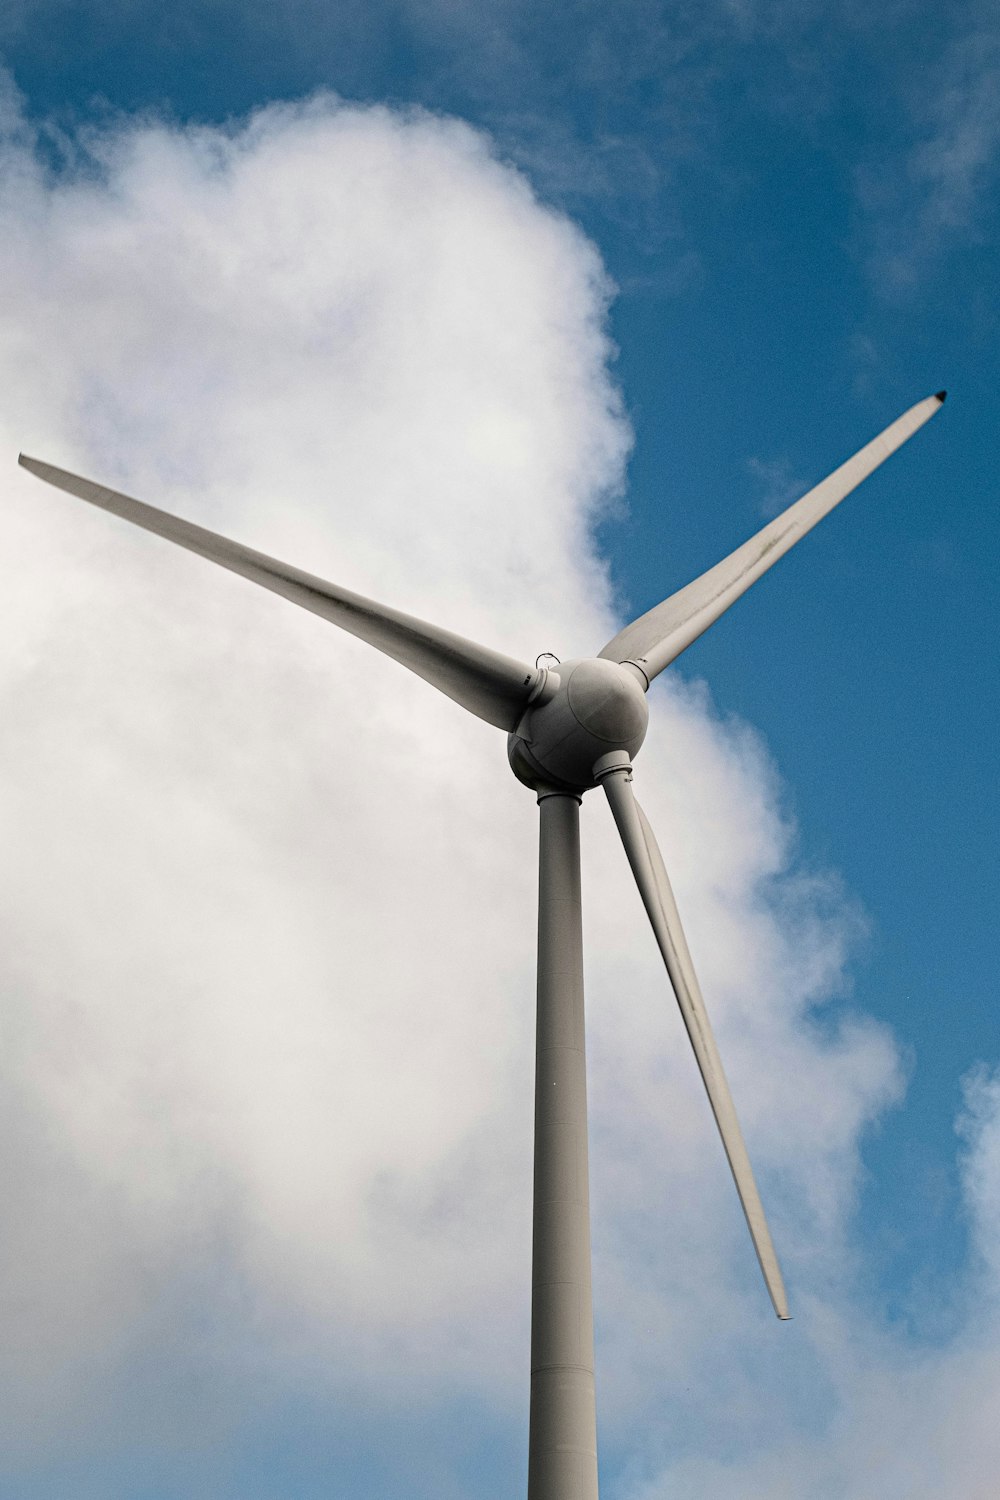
xmin=858 ymin=13 xmax=1000 ymax=292
xmin=0 ymin=78 xmax=981 ymax=1496
xmin=746 ymin=453 xmax=810 ymax=518
xmin=631 ymin=1065 xmax=1000 ymax=1500
xmin=0 ymin=85 xmax=628 ymax=1434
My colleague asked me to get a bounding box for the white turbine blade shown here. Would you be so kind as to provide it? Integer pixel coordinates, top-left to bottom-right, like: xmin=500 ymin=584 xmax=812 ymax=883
xmin=17 ymin=455 xmax=540 ymax=731
xmin=599 ymin=391 xmax=946 ymax=684
xmin=600 ymin=764 xmax=790 ymax=1319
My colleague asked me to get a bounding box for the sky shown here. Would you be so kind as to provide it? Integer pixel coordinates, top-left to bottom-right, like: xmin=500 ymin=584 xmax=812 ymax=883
xmin=0 ymin=3 xmax=997 ymax=1497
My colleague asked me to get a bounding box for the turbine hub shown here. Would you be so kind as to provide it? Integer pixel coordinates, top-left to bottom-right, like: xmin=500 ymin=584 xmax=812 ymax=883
xmin=507 ymin=657 xmax=649 ymax=794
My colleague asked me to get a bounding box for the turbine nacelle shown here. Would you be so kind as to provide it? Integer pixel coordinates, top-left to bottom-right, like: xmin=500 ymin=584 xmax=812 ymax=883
xmin=507 ymin=656 xmax=649 ymax=794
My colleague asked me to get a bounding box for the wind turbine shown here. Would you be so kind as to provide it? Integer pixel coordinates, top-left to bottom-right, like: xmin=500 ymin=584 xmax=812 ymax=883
xmin=18 ymin=389 xmax=944 ymax=1499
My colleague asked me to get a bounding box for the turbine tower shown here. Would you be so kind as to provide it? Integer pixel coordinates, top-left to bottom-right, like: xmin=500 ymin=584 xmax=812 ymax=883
xmin=18 ymin=390 xmax=945 ymax=1498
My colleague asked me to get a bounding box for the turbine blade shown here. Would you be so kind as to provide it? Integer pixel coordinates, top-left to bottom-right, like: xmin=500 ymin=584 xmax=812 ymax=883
xmin=598 ymin=761 xmax=790 ymax=1319
xmin=599 ymin=391 xmax=946 ymax=683
xmin=17 ymin=455 xmax=540 ymax=730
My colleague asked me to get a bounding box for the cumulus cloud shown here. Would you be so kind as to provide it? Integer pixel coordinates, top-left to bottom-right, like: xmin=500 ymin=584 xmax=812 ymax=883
xmin=632 ymin=1064 xmax=1000 ymax=1500
xmin=0 ymin=76 xmax=984 ymax=1497
xmin=0 ymin=81 xmax=628 ymax=1441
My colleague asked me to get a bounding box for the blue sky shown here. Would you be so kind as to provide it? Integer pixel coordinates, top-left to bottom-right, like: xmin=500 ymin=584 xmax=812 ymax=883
xmin=0 ymin=2 xmax=997 ymax=1496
